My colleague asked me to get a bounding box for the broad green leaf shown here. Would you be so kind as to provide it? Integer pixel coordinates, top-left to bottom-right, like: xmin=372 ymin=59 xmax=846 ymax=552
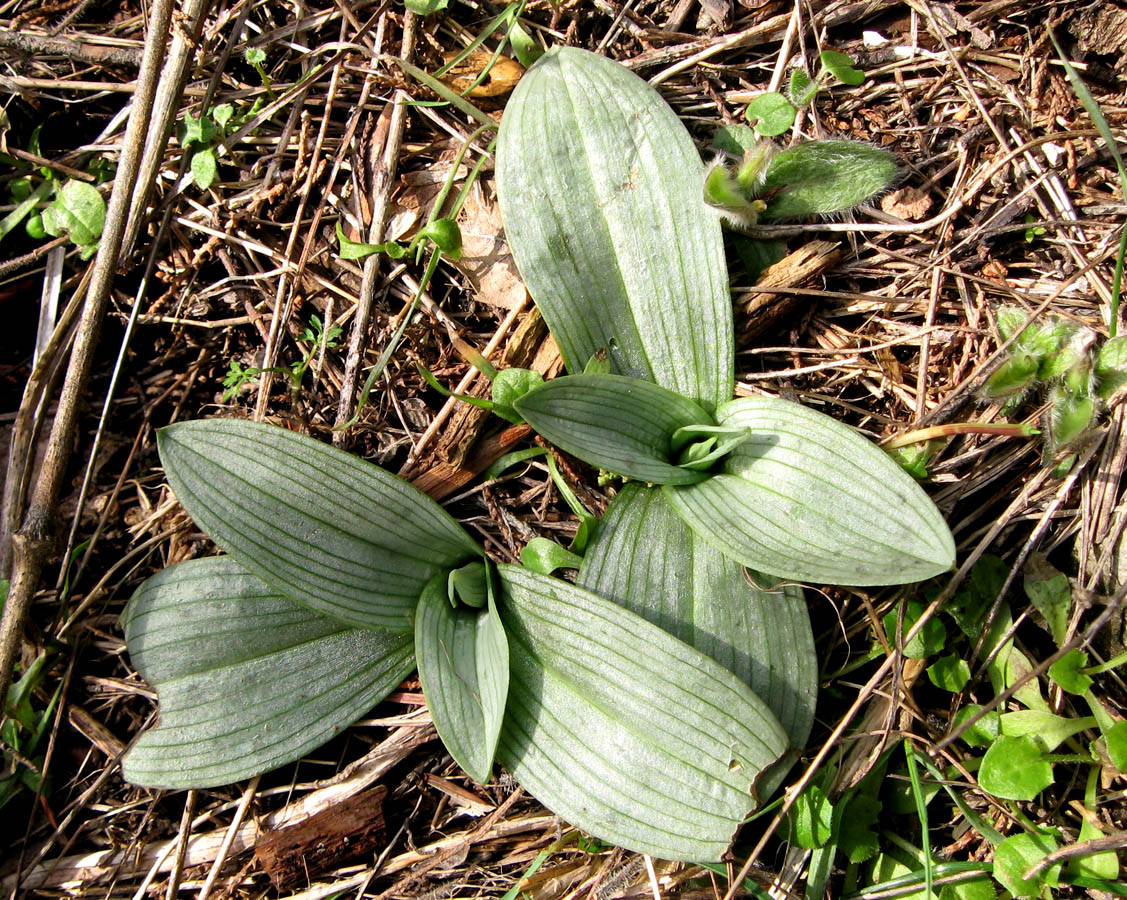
xmin=1000 ymin=709 xmax=1097 ymax=752
xmin=664 ymin=396 xmax=955 ymax=585
xmin=415 ymin=572 xmax=508 ymax=784
xmin=940 ymin=879 xmax=996 ymax=900
xmin=157 ymin=419 xmax=480 ymax=630
xmin=978 ymin=735 xmax=1052 ymax=801
xmin=745 ymin=92 xmax=796 ymax=137
xmin=577 ymin=483 xmax=816 ymax=795
xmin=122 ymin=557 xmax=414 ymax=788
xmin=761 ymin=140 xmax=898 ymax=220
xmin=992 ymin=832 xmax=1060 ymax=898
xmin=495 ymin=565 xmax=788 ymax=862
xmin=41 ymin=180 xmax=105 ymax=247
xmin=514 ymin=374 xmax=715 ymax=485
xmin=495 ymin=47 xmax=734 ymax=413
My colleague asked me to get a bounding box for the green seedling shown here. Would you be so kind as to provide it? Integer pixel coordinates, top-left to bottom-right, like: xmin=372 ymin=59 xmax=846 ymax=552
xmin=1 ymin=651 xmax=62 ymax=810
xmin=220 ymin=314 xmax=342 ymax=401
xmin=178 ymin=97 xmax=266 ymax=190
xmin=981 ymin=306 xmax=1127 ymax=458
xmin=122 ymin=419 xmax=790 ymax=863
xmin=745 ymin=50 xmax=867 ymax=139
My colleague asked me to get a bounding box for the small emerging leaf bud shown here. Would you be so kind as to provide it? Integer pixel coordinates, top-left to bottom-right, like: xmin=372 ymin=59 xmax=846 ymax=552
xmin=980 ymin=352 xmax=1039 ymax=400
xmin=1095 ymin=335 xmax=1127 ymax=399
xmin=704 ymin=163 xmax=750 ymax=209
xmin=995 ymin=306 xmax=1030 ymax=344
xmin=1062 ymin=359 xmax=1093 ymax=396
xmin=735 ymin=140 xmax=776 ymax=193
xmin=1046 ymin=384 xmax=1095 ymax=451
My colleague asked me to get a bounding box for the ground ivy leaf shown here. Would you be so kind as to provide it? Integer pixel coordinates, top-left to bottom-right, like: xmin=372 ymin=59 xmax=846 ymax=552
xmin=951 ymin=705 xmax=999 ymax=748
xmin=664 ymin=396 xmax=955 ymax=585
xmin=884 ymin=600 xmax=947 ymax=659
xmin=41 ymin=180 xmax=105 ymax=247
xmin=495 ymin=47 xmax=734 ymax=413
xmin=993 ymin=832 xmax=1060 ymax=898
xmin=415 ymin=573 xmax=508 ymax=784
xmin=927 ymin=654 xmax=970 ymax=691
xmin=788 ymin=784 xmax=833 ymax=849
xmin=577 ymin=483 xmax=816 ymax=797
xmin=495 ymin=565 xmax=788 ymax=862
xmin=1048 ymin=648 xmax=1092 ymax=694
xmin=745 ymin=92 xmax=796 ymax=137
xmin=157 ymin=419 xmax=480 ymax=631
xmin=122 ymin=557 xmax=414 ymax=789
xmin=514 ymin=374 xmax=715 ymax=485
xmin=978 ymin=735 xmax=1053 ymax=801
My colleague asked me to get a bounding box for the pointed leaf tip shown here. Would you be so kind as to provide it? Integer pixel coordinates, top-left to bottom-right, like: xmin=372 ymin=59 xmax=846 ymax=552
xmin=496 ymin=564 xmax=788 ymax=862
xmin=664 ymin=397 xmax=955 ymax=585
xmin=513 ymin=374 xmax=715 ymax=485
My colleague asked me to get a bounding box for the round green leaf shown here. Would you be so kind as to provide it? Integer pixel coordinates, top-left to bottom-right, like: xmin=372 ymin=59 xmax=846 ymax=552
xmin=745 ymin=92 xmax=796 ymax=137
xmin=927 ymin=654 xmax=970 ymax=691
xmin=978 ymin=735 xmax=1053 ymax=801
xmin=191 ymin=148 xmax=218 ymax=189
xmin=1048 ymin=648 xmax=1092 ymax=694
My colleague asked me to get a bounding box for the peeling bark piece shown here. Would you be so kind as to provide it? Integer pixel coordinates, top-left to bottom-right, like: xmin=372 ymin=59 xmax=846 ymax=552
xmin=737 ymin=240 xmax=843 ymax=342
xmin=254 ymin=785 xmax=388 ymax=890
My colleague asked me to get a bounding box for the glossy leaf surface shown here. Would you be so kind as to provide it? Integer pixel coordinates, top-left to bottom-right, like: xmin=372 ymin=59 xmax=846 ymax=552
xmin=664 ymin=397 xmax=955 ymax=585
xmin=158 ymin=419 xmax=479 ymax=630
xmin=577 ymin=483 xmax=816 ymax=797
xmin=496 ymin=47 xmax=733 ymax=412
xmin=495 ymin=565 xmax=787 ymax=862
xmin=415 ymin=573 xmax=509 ymax=784
xmin=122 ymin=557 xmax=414 ymax=788
xmin=514 ymin=374 xmax=714 ymax=485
